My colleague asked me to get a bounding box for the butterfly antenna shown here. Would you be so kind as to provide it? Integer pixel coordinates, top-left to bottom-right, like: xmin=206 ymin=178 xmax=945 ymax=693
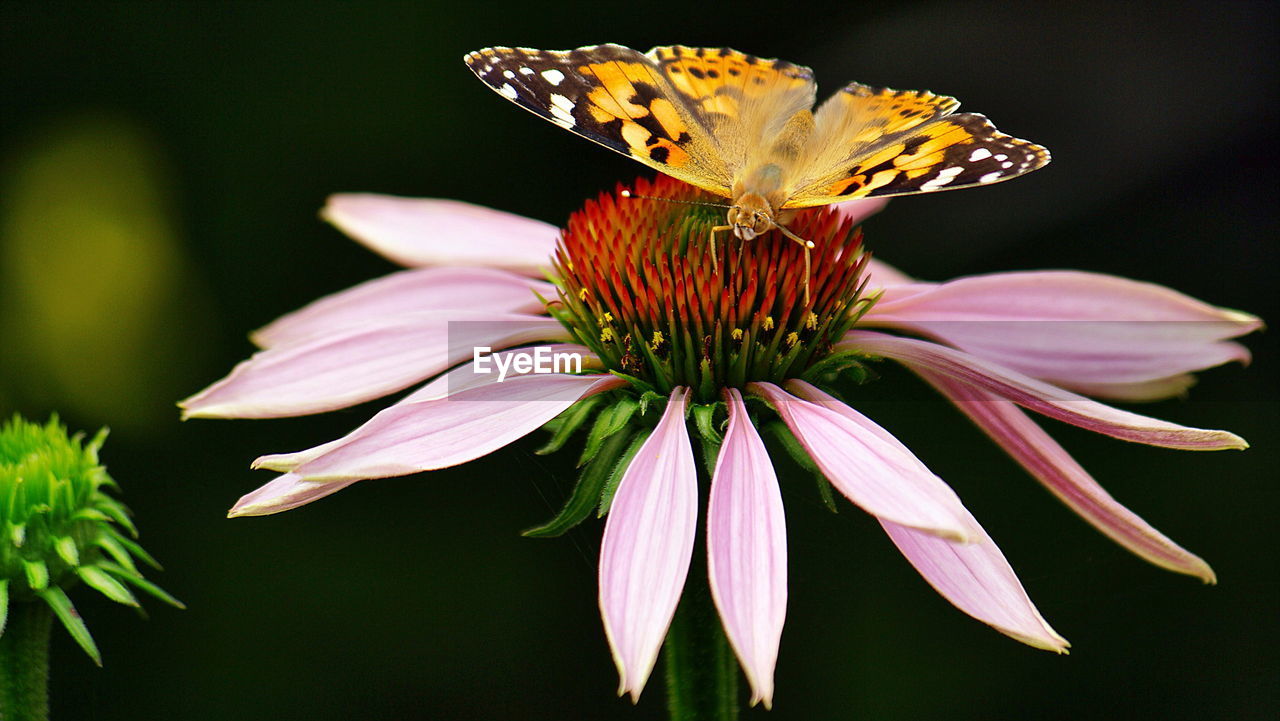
xmin=708 ymin=225 xmax=734 ymax=274
xmin=620 ymin=189 xmax=732 ymax=210
xmin=776 ymin=225 xmax=815 ymax=306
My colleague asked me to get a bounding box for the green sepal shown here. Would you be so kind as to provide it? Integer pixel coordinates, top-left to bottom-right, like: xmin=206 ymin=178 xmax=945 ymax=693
xmin=814 ymin=472 xmax=839 ymax=513
xmin=607 ymin=370 xmax=656 ymax=396
xmin=38 ymin=586 xmax=101 ymax=666
xmin=23 ymin=560 xmax=49 ymax=592
xmin=94 ymin=498 xmax=138 ymax=537
xmin=71 ymin=508 xmax=112 ymax=524
xmin=691 ymin=403 xmax=723 ymax=445
xmin=636 ymin=389 xmax=667 ymax=416
xmin=837 ymin=363 xmax=875 ymax=386
xmin=598 ymin=430 xmax=649 ymax=517
xmin=798 ymin=349 xmax=872 ymax=386
xmin=578 ymin=396 xmax=639 ymax=467
xmin=523 ymin=429 xmax=633 ymax=538
xmin=55 ymin=536 xmax=80 ymax=567
xmin=97 ymin=561 xmax=184 ymax=609
xmin=103 ymin=526 xmax=160 ymax=570
xmin=765 ymin=421 xmax=818 ymax=474
xmin=93 ymin=534 xmax=137 ymax=574
xmin=0 ymin=579 xmax=8 ymax=637
xmin=699 ymin=437 xmax=722 ymax=479
xmin=536 ymin=395 xmax=604 ymax=456
xmin=77 ymin=566 xmax=138 ymax=607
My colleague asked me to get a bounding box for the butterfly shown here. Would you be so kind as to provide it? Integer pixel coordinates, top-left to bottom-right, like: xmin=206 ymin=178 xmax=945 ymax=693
xmin=465 ymin=44 xmax=1049 ymax=295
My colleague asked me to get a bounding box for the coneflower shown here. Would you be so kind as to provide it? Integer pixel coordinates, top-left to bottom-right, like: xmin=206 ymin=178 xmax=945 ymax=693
xmin=183 ymin=175 xmax=1257 ymax=709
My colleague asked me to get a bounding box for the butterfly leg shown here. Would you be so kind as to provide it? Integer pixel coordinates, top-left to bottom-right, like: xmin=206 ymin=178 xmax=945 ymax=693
xmin=708 ymin=224 xmax=732 ymax=274
xmin=776 ymin=225 xmax=815 ymax=306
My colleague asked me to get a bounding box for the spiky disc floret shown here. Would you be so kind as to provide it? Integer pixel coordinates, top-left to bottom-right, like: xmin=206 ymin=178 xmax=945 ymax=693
xmin=0 ymin=415 xmax=181 ymax=665
xmin=551 ymin=175 xmax=873 ymax=402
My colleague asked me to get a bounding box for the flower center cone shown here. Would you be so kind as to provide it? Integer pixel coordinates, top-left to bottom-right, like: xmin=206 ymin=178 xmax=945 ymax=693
xmin=552 ymin=175 xmax=873 ymax=401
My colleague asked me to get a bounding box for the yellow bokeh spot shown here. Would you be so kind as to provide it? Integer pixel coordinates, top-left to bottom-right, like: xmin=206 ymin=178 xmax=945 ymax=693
xmin=0 ymin=114 xmax=209 ymax=431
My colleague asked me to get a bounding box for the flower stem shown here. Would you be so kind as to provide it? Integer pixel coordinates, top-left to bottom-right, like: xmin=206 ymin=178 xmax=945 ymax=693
xmin=663 ymin=546 xmax=739 ymax=721
xmin=0 ymin=601 xmax=52 ymax=721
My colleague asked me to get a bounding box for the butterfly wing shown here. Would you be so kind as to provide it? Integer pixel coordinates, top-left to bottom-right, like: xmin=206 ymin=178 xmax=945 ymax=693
xmin=465 ymin=44 xmax=734 ymax=196
xmin=645 ymin=46 xmax=817 ymax=176
xmin=783 ymin=83 xmax=1049 ymax=208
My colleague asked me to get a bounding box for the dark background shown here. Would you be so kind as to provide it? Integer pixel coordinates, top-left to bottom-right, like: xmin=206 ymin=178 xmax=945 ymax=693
xmin=2 ymin=1 xmax=1276 ymax=719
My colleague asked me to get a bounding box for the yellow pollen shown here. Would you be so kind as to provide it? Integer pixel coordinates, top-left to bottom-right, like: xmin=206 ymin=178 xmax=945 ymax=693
xmin=762 ymin=316 xmax=775 ymax=331
xmin=731 ymin=328 xmax=744 ymax=341
xmin=601 ymin=312 xmax=614 ymax=323
xmin=649 ymin=331 xmax=665 ymax=351
xmin=784 ymin=331 xmax=800 ymax=348
xmin=805 ymin=312 xmax=818 ymax=330
xmin=578 ymin=288 xmax=589 ymax=301
xmin=600 ymin=327 xmax=615 ymax=342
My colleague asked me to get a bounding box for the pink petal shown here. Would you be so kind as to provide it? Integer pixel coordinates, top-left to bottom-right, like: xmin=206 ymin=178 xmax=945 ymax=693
xmin=253 ymin=343 xmax=600 ymax=472
xmin=843 ymin=331 xmax=1248 ymax=451
xmin=862 ymin=270 xmax=1261 ymax=389
xmin=253 ymin=438 xmax=344 ymax=473
xmin=252 ymin=267 xmax=555 ymax=348
xmin=180 ymin=313 xmax=567 ymax=418
xmin=748 ymin=381 xmax=980 ymax=542
xmin=322 ymin=193 xmax=558 ymax=275
xmin=919 ymin=370 xmax=1215 ymax=582
xmin=290 ymin=373 xmax=626 ymax=481
xmin=599 ymin=387 xmax=697 ymax=702
xmin=763 ymin=377 xmax=1069 ymax=650
xmin=227 ymin=473 xmax=359 ymax=517
xmin=832 ymin=197 xmax=890 ymax=227
xmin=881 ymin=517 xmax=1071 ymax=652
xmin=708 ymin=389 xmax=787 ymax=709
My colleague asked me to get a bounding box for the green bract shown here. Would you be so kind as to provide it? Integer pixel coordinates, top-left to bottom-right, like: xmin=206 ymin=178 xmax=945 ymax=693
xmin=0 ymin=414 xmax=181 ymax=665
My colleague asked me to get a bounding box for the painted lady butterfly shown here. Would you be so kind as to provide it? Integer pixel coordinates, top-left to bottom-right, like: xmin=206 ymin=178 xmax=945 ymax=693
xmin=465 ymin=44 xmax=1049 ymax=286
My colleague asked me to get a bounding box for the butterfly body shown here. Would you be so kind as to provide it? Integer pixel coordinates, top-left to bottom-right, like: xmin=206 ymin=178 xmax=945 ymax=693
xmin=465 ymin=43 xmax=1049 ymax=260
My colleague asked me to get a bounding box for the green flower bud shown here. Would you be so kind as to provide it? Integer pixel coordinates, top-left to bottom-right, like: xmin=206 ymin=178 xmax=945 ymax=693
xmin=0 ymin=414 xmax=182 ymax=665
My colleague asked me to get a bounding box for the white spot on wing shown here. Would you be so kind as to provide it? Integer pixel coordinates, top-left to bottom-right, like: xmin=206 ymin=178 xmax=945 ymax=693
xmin=549 ymin=94 xmax=576 ymax=126
xmin=519 ymin=66 xmax=534 ymax=75
xmin=542 ymin=69 xmax=566 ymax=86
xmin=979 ymin=171 xmax=1003 ymax=183
xmin=920 ymin=166 xmax=964 ymax=191
xmin=994 ymin=153 xmax=1009 ymax=161
xmin=500 ymin=83 xmax=518 ymax=99
xmin=502 ymin=70 xmax=515 ymax=79
xmin=968 ymin=148 xmax=993 ymax=161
